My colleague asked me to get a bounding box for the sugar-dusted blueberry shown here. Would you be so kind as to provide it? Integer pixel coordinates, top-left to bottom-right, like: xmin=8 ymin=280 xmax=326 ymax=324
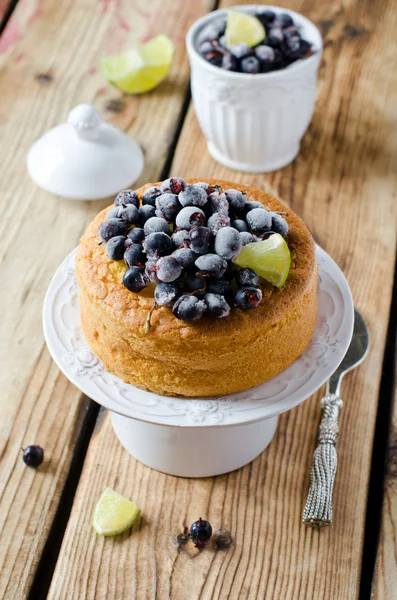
xmin=229 ymin=42 xmax=251 ymax=59
xmin=255 ymin=8 xmax=276 ymax=26
xmin=266 ymin=27 xmax=284 ymax=48
xmin=231 ymin=219 xmax=248 ymax=233
xmin=123 ymin=266 xmax=149 ymax=293
xmin=205 ymin=293 xmax=230 ymax=318
xmin=127 ymin=227 xmax=145 ymax=244
xmin=236 ymin=267 xmax=260 ymax=287
xmin=202 ymin=48 xmax=223 ymax=67
xmin=195 ymin=182 xmax=210 ymax=194
xmin=176 ymin=206 xmax=206 ymax=230
xmin=245 ymin=201 xmax=266 ymax=214
xmin=99 ymin=218 xmax=128 ymax=243
xmin=179 ymin=185 xmax=208 ymax=208
xmin=154 ymin=281 xmax=180 ymax=306
xmin=246 ymin=208 xmax=272 ymax=234
xmin=218 ymin=34 xmax=227 ymax=48
xmin=107 ymin=206 xmax=120 ymax=219
xmin=106 ymin=235 xmax=127 ymax=261
xmin=240 ymin=231 xmax=256 ymax=246
xmin=209 ymin=191 xmax=229 ymax=216
xmin=254 ymin=45 xmax=276 ymax=72
xmin=222 ymin=52 xmax=238 ymax=71
xmin=235 ymin=286 xmax=263 ymax=309
xmin=197 ymin=18 xmax=226 ymax=45
xmin=172 ymin=229 xmax=190 ymax=248
xmin=184 ymin=274 xmax=207 ymax=296
xmin=271 ymin=213 xmax=289 ymax=236
xmin=142 ymin=186 xmax=162 ymax=207
xmin=156 ymin=256 xmax=182 ymax=283
xmin=207 ymin=278 xmax=233 ymax=299
xmin=195 ymin=254 xmax=227 ymax=278
xmin=199 ymin=40 xmax=215 ymax=56
xmin=124 ymin=243 xmax=145 ymax=268
xmin=172 ymin=248 xmax=197 ymax=269
xmin=224 ymin=189 xmax=246 ymax=216
xmin=117 ymin=203 xmax=139 ymax=225
xmin=215 ymin=226 xmax=242 ymax=260
xmin=155 ymin=193 xmax=181 ymax=222
xmin=284 ymin=37 xmax=312 ymax=60
xmin=189 ymin=226 xmax=214 ymax=254
xmin=143 ymin=232 xmax=173 ymax=257
xmin=22 ymin=445 xmax=44 ymax=467
xmin=241 ymin=56 xmax=261 ymax=74
xmin=143 ymin=216 xmax=170 ymax=236
xmin=161 ymin=177 xmax=186 ymax=195
xmin=115 ymin=189 xmax=139 ymax=208
xmin=139 ymin=204 xmax=156 ymax=226
xmin=274 ymin=12 xmax=294 ymax=28
xmin=172 ymin=295 xmax=206 ymax=321
xmin=145 ymin=258 xmax=160 ymax=283
xmin=207 ymin=213 xmax=231 ymax=233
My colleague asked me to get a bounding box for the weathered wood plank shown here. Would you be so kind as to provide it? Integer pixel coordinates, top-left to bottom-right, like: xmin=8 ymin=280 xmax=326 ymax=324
xmin=47 ymin=0 xmax=397 ymax=598
xmin=0 ymin=0 xmax=213 ymax=597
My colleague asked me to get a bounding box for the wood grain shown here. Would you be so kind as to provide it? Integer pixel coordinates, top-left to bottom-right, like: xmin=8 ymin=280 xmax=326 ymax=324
xmin=0 ymin=0 xmax=213 ymax=597
xmin=47 ymin=0 xmax=397 ymax=599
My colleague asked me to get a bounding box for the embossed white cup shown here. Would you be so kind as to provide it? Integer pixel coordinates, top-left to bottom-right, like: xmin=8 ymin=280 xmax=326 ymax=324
xmin=186 ymin=5 xmax=322 ymax=173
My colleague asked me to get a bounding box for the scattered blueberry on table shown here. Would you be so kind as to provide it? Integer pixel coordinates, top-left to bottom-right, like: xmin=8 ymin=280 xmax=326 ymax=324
xmin=189 ymin=517 xmax=213 ymax=548
xmin=22 ymin=445 xmax=44 ymax=467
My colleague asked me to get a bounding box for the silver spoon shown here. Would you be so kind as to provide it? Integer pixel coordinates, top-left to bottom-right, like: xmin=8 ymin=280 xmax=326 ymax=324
xmin=303 ymin=308 xmax=370 ymax=527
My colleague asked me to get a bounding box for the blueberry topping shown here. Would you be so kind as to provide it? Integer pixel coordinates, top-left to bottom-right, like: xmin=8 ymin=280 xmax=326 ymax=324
xmin=205 ymin=293 xmax=230 ymax=318
xmin=207 ymin=278 xmax=233 ymax=299
xmin=254 ymin=45 xmax=276 ymax=72
xmin=117 ymin=203 xmax=139 ymax=225
xmin=124 ymin=243 xmax=145 ymax=267
xmin=145 ymin=258 xmax=160 ymax=283
xmin=224 ymin=189 xmax=246 ymax=216
xmin=179 ymin=184 xmax=208 ymax=208
xmin=172 ymin=295 xmax=206 ymax=321
xmin=236 ymin=268 xmax=260 ymax=288
xmin=241 ymin=56 xmax=261 ymax=74
xmin=115 ymin=189 xmax=139 ymax=208
xmin=127 ymin=227 xmax=145 ymax=244
xmin=154 ymin=281 xmax=180 ymax=306
xmin=156 ymin=256 xmax=182 ymax=282
xmin=99 ymin=218 xmax=128 ymax=243
xmin=161 ymin=177 xmax=186 ymax=195
xmin=172 ymin=247 xmax=197 ymax=269
xmin=266 ymin=27 xmax=284 ymax=48
xmin=240 ymin=231 xmax=256 ymax=246
xmin=255 ymin=8 xmax=276 ymax=26
xmin=209 ymin=192 xmax=229 ymax=216
xmin=221 ymin=52 xmax=238 ymax=71
xmin=189 ymin=518 xmax=213 ymax=547
xmin=189 ymin=226 xmax=214 ymax=254
xmin=246 ymin=208 xmax=272 ymax=234
xmin=176 ymin=206 xmax=206 ymax=230
xmin=235 ymin=286 xmax=263 ymax=309
xmin=223 ymin=261 xmax=239 ymax=281
xmin=123 ymin=266 xmax=149 ymax=293
xmin=195 ymin=181 xmax=211 ymax=193
xmin=274 ymin=12 xmax=294 ymax=28
xmin=143 ymin=216 xmax=170 ymax=236
xmin=142 ymin=186 xmax=162 ymax=207
xmin=143 ymin=232 xmax=173 ymax=257
xmin=22 ymin=445 xmax=44 ymax=467
xmin=195 ymin=254 xmax=227 ymax=278
xmin=139 ymin=204 xmax=156 ymax=226
xmin=155 ymin=193 xmax=181 ymax=221
xmin=231 ymin=219 xmax=248 ymax=232
xmin=214 ymin=227 xmax=242 ymax=260
xmin=245 ymin=201 xmax=265 ymax=214
xmin=107 ymin=206 xmax=120 ymax=219
xmin=197 ymin=19 xmax=226 ymax=45
xmin=270 ymin=213 xmax=289 ymax=236
xmin=207 ymin=212 xmax=231 ymax=233
xmin=229 ymin=42 xmax=251 ymax=59
xmin=184 ymin=274 xmax=207 ymax=296
xmin=106 ymin=236 xmax=127 ymax=261
xmin=283 ymin=37 xmax=312 ymax=60
xmin=172 ymin=229 xmax=190 ymax=248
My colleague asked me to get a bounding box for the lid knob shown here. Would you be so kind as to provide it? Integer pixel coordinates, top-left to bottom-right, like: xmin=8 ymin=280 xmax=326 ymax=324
xmin=67 ymin=104 xmax=102 ymax=140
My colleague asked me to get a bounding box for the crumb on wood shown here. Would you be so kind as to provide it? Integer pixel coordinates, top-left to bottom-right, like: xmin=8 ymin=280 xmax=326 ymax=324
xmin=343 ymin=24 xmax=367 ymax=38
xmin=105 ymin=99 xmax=126 ymax=113
xmin=213 ymin=530 xmax=233 ymax=550
xmin=387 ymin=430 xmax=397 ymax=479
xmin=35 ymin=73 xmax=53 ymax=84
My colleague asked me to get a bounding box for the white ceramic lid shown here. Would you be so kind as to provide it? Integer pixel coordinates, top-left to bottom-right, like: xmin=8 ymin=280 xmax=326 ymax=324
xmin=27 ymin=104 xmax=144 ymax=201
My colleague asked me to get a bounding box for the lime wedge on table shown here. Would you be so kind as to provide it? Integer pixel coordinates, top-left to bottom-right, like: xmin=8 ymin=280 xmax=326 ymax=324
xmin=100 ymin=34 xmax=174 ymax=94
xmin=92 ymin=487 xmax=141 ymax=536
xmin=225 ymin=11 xmax=265 ymax=48
xmin=234 ymin=234 xmax=291 ymax=288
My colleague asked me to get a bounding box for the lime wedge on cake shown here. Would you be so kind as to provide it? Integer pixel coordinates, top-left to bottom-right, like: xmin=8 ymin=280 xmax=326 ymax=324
xmin=225 ymin=10 xmax=265 ymax=48
xmin=234 ymin=233 xmax=291 ymax=288
xmin=92 ymin=487 xmax=141 ymax=536
xmin=100 ymin=34 xmax=174 ymax=94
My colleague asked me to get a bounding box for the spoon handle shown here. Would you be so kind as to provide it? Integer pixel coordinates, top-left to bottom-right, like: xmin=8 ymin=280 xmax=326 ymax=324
xmin=302 ymin=394 xmax=343 ymax=527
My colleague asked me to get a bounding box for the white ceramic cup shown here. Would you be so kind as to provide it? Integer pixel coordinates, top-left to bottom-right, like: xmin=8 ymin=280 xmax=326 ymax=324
xmin=186 ymin=5 xmax=323 ymax=173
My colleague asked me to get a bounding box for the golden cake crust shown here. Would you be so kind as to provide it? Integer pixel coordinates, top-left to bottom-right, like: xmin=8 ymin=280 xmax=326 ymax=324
xmin=76 ymin=179 xmax=318 ymax=397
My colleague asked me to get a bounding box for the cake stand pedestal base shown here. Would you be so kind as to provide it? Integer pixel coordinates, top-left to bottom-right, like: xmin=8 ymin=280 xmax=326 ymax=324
xmin=111 ymin=412 xmax=279 ymax=478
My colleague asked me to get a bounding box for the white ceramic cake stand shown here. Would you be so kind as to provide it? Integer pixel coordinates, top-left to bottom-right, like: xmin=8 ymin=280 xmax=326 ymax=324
xmin=43 ymin=247 xmax=354 ymax=477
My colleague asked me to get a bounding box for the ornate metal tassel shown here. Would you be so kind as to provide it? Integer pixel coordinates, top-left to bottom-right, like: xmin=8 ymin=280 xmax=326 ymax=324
xmin=302 ymin=394 xmax=343 ymax=527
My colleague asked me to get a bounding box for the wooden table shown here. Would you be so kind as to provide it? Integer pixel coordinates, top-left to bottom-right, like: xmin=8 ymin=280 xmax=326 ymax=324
xmin=1 ymin=1 xmax=396 ymax=598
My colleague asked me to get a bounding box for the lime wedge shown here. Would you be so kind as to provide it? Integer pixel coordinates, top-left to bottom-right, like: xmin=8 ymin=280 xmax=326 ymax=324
xmin=234 ymin=234 xmax=291 ymax=288
xmin=225 ymin=11 xmax=265 ymax=48
xmin=92 ymin=487 xmax=141 ymax=536
xmin=100 ymin=34 xmax=174 ymax=94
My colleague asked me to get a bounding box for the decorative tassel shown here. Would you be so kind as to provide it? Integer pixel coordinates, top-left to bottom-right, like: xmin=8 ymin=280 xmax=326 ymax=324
xmin=302 ymin=394 xmax=343 ymax=527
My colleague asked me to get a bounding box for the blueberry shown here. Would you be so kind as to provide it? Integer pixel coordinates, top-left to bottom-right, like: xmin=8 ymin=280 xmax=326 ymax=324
xmin=115 ymin=189 xmax=139 ymax=208
xmin=189 ymin=227 xmax=214 ymax=254
xmin=127 ymin=227 xmax=145 ymax=244
xmin=22 ymin=445 xmax=44 ymax=467
xmin=235 ymin=287 xmax=263 ymax=309
xmin=266 ymin=27 xmax=284 ymax=48
xmin=209 ymin=192 xmax=229 ymax=216
xmin=172 ymin=229 xmax=190 ymax=248
xmin=231 ymin=219 xmax=248 ymax=232
xmin=283 ymin=37 xmax=312 ymax=60
xmin=218 ymin=35 xmax=227 ymax=48
xmin=199 ymin=40 xmax=216 ymax=56
xmin=106 ymin=235 xmax=127 ymax=260
xmin=224 ymin=261 xmax=239 ymax=281
xmin=123 ymin=266 xmax=149 ymax=293
xmin=246 ymin=208 xmax=272 ymax=234
xmin=270 ymin=213 xmax=289 ymax=236
xmin=145 ymin=259 xmax=160 ymax=283
xmin=224 ymin=189 xmax=246 ymax=215
xmin=161 ymin=177 xmax=186 ymax=195
xmin=205 ymin=293 xmax=230 ymax=318
xmin=255 ymin=8 xmax=276 ymax=26
xmin=195 ymin=254 xmax=227 ymax=278
xmin=184 ymin=274 xmax=207 ymax=295
xmin=117 ymin=203 xmax=139 ymax=225
xmin=197 ymin=19 xmax=226 ymax=45
xmin=139 ymin=204 xmax=156 ymax=226
xmin=240 ymin=231 xmax=256 ymax=246
xmin=155 ymin=193 xmax=181 ymax=222
xmin=107 ymin=206 xmax=120 ymax=219
xmin=176 ymin=206 xmax=206 ymax=230
xmin=195 ymin=181 xmax=211 ymax=194
xmin=143 ymin=232 xmax=173 ymax=257
xmin=229 ymin=42 xmax=251 ymax=59
xmin=241 ymin=56 xmax=260 ymax=74
xmin=202 ymin=49 xmax=223 ymax=67
xmin=254 ymin=45 xmax=276 ymax=72
xmin=99 ymin=218 xmax=128 ymax=243
xmin=245 ymin=201 xmax=266 ymax=214
xmin=142 ymin=186 xmax=162 ymax=207
xmin=173 ymin=295 xmax=206 ymax=321
xmin=214 ymin=227 xmax=242 ymax=260
xmin=189 ymin=518 xmax=213 ymax=547
xmin=143 ymin=217 xmax=170 ymax=236
xmin=156 ymin=256 xmax=182 ymax=283
xmin=236 ymin=268 xmax=260 ymax=287
xmin=124 ymin=243 xmax=145 ymax=267
xmin=207 ymin=213 xmax=231 ymax=233
xmin=154 ymin=281 xmax=180 ymax=306
xmin=274 ymin=12 xmax=294 ymax=28
xmin=207 ymin=278 xmax=233 ymax=299
xmin=172 ymin=248 xmax=197 ymax=269
xmin=222 ymin=53 xmax=238 ymax=71
xmin=179 ymin=185 xmax=208 ymax=208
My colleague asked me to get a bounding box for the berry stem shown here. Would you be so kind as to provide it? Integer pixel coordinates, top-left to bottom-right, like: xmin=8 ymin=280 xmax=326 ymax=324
xmin=145 ymin=302 xmax=158 ymax=335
